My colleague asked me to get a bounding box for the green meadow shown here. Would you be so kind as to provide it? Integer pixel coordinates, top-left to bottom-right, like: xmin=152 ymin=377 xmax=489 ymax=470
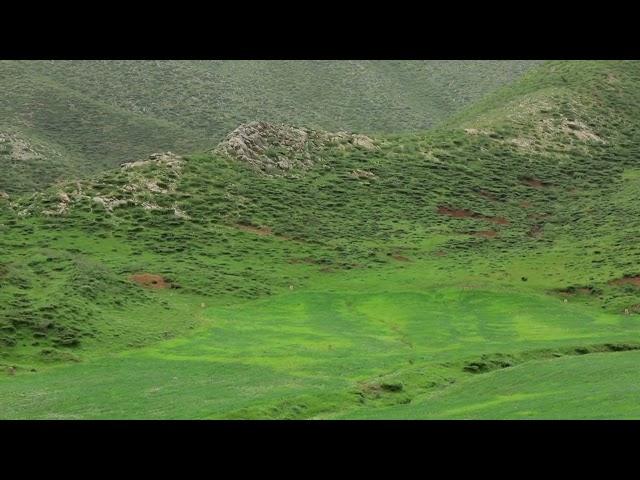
xmin=2 ymin=259 xmax=640 ymax=419
xmin=2 ymin=60 xmax=640 ymax=419
xmin=341 ymin=349 xmax=640 ymax=419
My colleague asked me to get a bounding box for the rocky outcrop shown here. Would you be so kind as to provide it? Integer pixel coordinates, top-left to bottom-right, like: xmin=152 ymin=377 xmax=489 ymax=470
xmin=0 ymin=132 xmax=62 ymax=162
xmin=350 ymin=169 xmax=377 ymax=180
xmin=41 ymin=192 xmax=73 ymax=216
xmin=91 ymin=152 xmax=185 ymax=214
xmin=16 ymin=152 xmax=188 ymax=218
xmin=120 ymin=152 xmax=183 ymax=171
xmin=215 ymin=121 xmax=378 ymax=176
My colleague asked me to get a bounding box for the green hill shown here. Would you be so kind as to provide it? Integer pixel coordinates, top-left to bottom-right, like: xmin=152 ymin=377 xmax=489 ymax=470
xmin=0 ymin=60 xmax=540 ymax=195
xmin=1 ymin=60 xmax=640 ymax=419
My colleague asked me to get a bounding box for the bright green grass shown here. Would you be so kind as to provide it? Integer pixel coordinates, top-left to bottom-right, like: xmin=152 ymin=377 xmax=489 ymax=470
xmin=1 ymin=260 xmax=639 ymax=419
xmin=339 ymin=350 xmax=640 ymax=419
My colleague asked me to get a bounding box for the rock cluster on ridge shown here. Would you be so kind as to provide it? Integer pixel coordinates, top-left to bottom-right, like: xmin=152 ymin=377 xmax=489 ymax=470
xmin=11 ymin=152 xmax=187 ymax=218
xmin=214 ymin=121 xmax=378 ymax=176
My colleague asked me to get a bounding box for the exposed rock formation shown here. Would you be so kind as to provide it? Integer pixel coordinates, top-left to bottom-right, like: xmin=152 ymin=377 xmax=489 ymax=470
xmin=0 ymin=131 xmax=65 ymax=168
xmin=215 ymin=121 xmax=378 ymax=176
xmin=350 ymin=169 xmax=377 ymax=180
xmin=16 ymin=152 xmax=188 ymax=218
xmin=121 ymin=152 xmax=183 ymax=171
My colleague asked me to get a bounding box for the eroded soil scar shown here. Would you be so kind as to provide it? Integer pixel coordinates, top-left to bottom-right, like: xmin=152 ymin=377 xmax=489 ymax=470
xmin=610 ymin=275 xmax=640 ymax=287
xmin=129 ymin=273 xmax=171 ymax=289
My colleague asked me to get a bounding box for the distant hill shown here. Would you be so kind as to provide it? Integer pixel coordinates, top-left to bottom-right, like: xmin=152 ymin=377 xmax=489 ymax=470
xmin=0 ymin=60 xmax=540 ymax=194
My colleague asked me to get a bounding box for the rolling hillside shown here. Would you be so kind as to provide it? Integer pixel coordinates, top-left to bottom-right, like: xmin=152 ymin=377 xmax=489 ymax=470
xmin=1 ymin=60 xmax=640 ymax=419
xmin=0 ymin=60 xmax=540 ymax=195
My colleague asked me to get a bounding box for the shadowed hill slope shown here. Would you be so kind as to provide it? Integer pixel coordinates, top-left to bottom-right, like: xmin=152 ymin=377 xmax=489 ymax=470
xmin=0 ymin=60 xmax=540 ymax=194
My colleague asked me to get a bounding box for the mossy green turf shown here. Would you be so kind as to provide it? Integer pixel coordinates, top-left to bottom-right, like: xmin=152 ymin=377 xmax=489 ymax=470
xmin=2 ymin=60 xmax=640 ymax=418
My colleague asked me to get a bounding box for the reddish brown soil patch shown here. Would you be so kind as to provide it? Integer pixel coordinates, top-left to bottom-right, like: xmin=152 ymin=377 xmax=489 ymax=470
xmin=610 ymin=276 xmax=640 ymax=287
xmin=437 ymin=206 xmax=476 ymax=218
xmin=391 ymin=254 xmax=411 ymax=262
xmin=236 ymin=224 xmax=273 ymax=236
xmin=520 ymin=177 xmax=550 ymax=188
xmin=438 ymin=205 xmax=509 ymax=225
xmin=235 ymin=223 xmax=297 ymax=241
xmin=470 ymin=230 xmax=497 ymax=238
xmin=487 ymin=216 xmax=509 ymax=225
xmin=129 ymin=273 xmax=170 ymax=289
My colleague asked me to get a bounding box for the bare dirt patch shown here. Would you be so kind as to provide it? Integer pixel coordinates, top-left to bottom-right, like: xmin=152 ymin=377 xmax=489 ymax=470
xmin=437 ymin=205 xmax=509 ymax=225
xmin=437 ymin=206 xmax=477 ymax=219
xmin=390 ymin=254 xmax=411 ymax=262
xmin=610 ymin=276 xmax=640 ymax=287
xmin=470 ymin=230 xmax=497 ymax=238
xmin=488 ymin=216 xmax=509 ymax=225
xmin=129 ymin=273 xmax=170 ymax=289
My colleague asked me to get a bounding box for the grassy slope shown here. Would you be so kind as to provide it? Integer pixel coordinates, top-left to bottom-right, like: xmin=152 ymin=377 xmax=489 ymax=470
xmin=2 ymin=60 xmax=640 ymax=418
xmin=339 ymin=349 xmax=640 ymax=419
xmin=0 ymin=60 xmax=539 ymax=194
